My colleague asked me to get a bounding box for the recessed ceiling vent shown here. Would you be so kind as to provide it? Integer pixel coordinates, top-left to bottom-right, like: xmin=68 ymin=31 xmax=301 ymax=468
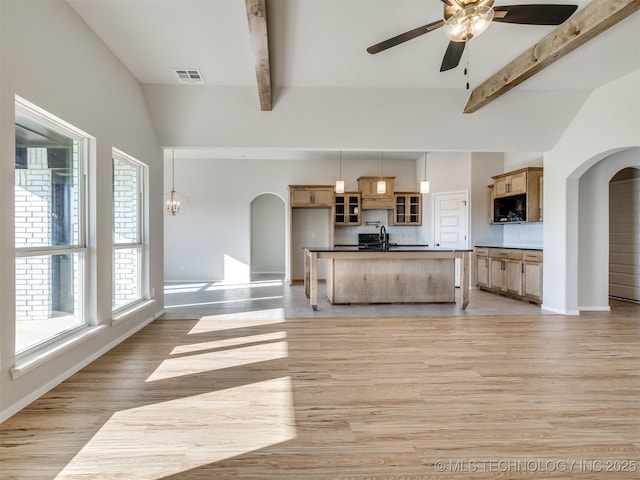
xmin=174 ymin=69 xmax=205 ymax=84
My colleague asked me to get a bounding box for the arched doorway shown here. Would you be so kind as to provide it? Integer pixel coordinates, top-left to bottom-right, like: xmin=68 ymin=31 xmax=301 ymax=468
xmin=610 ymin=167 xmax=640 ymax=302
xmin=576 ymin=148 xmax=640 ymax=310
xmin=250 ymin=193 xmax=285 ymax=279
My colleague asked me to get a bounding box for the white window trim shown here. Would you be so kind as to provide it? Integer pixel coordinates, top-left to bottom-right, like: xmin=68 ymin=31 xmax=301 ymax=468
xmin=112 ymin=148 xmax=148 ymax=314
xmin=14 ymin=96 xmax=93 ymax=358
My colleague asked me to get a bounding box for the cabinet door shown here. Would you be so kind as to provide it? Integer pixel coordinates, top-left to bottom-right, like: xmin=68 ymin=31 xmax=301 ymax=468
xmin=476 ymin=256 xmax=489 ymax=288
xmin=392 ymin=194 xmax=422 ymax=225
xmin=312 ymin=188 xmax=334 ymax=207
xmin=505 ymin=259 xmax=523 ymax=296
xmin=408 ymin=195 xmax=421 ymax=224
xmin=347 ymin=195 xmax=361 ymax=224
xmin=490 ymin=258 xmax=506 ymax=291
xmin=509 ymin=171 xmax=528 ymax=195
xmin=291 ymin=188 xmax=313 ymax=207
xmin=494 ymin=177 xmax=509 ymax=197
xmin=524 ymin=261 xmax=543 ymax=302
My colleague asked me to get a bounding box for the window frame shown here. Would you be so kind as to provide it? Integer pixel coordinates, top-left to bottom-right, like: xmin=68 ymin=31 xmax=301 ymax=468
xmin=14 ymin=97 xmax=90 ymax=356
xmin=111 ymin=148 xmax=148 ymax=314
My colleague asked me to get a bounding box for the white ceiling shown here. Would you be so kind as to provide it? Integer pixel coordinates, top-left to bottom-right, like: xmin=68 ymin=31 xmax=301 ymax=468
xmin=66 ymin=0 xmax=640 ymax=159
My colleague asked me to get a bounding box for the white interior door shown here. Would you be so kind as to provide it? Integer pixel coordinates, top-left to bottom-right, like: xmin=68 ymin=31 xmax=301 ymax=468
xmin=433 ymin=191 xmax=469 ymax=287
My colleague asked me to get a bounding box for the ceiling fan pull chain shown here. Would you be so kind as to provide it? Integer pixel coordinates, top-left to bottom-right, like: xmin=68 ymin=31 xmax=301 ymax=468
xmin=464 ymin=41 xmax=470 ymax=90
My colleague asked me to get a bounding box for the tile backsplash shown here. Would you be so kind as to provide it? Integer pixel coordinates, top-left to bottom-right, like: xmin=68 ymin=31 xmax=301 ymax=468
xmin=334 ymin=209 xmax=426 ymax=245
xmin=502 ymin=222 xmax=543 ymax=247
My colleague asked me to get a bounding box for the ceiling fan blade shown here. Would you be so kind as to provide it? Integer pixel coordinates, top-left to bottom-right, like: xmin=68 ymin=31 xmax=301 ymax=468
xmin=492 ymin=4 xmax=578 ymax=25
xmin=440 ymin=40 xmax=466 ymax=72
xmin=367 ymin=19 xmax=444 ymax=54
xmin=440 ymin=0 xmax=456 ymax=6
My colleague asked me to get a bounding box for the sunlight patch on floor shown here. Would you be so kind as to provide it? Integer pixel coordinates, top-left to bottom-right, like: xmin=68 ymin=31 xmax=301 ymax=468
xmin=57 ymin=376 xmax=296 ymax=479
xmin=166 ymin=295 xmax=283 ymax=309
xmin=146 ymin=339 xmax=289 ymax=382
xmin=170 ymin=331 xmax=288 ymax=356
xmin=188 ymin=314 xmax=286 ymax=332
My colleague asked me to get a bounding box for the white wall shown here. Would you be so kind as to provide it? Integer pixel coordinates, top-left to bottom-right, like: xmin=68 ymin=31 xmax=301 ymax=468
xmin=504 ymin=152 xmax=543 ymax=171
xmin=143 ymin=85 xmax=590 ymax=153
xmin=0 ymin=0 xmax=162 ymax=421
xmin=543 ymin=69 xmax=640 ymax=314
xmin=163 ymin=155 xmax=419 ymax=283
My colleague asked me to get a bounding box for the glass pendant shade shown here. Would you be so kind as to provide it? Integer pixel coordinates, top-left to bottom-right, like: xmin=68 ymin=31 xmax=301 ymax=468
xmin=443 ymin=5 xmax=494 ymax=42
xmin=377 ymin=180 xmax=386 ymax=194
xmin=420 ymin=152 xmax=430 ymax=194
xmin=335 ymin=151 xmax=345 ymax=193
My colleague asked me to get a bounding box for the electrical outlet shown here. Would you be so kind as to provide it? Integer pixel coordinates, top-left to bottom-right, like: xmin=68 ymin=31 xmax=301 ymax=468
xmin=151 ymin=287 xmax=155 ymax=298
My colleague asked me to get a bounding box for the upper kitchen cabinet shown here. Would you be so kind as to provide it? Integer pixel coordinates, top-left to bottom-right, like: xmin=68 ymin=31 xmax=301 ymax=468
xmin=358 ymin=176 xmax=395 ymax=210
xmin=289 ymin=185 xmax=335 ymax=208
xmin=490 ymin=167 xmax=543 ymax=224
xmin=392 ymin=193 xmax=421 ymax=226
xmin=335 ymin=193 xmax=361 ymax=226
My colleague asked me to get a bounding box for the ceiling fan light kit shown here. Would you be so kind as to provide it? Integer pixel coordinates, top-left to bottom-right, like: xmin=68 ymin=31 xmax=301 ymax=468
xmin=443 ymin=5 xmax=494 ymax=42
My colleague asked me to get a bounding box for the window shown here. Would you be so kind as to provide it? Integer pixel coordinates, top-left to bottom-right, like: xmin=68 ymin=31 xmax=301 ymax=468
xmin=112 ymin=149 xmax=147 ymax=312
xmin=15 ymin=99 xmax=89 ymax=354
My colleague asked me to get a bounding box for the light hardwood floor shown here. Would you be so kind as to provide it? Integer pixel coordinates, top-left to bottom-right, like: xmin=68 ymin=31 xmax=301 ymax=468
xmin=1 ymin=295 xmax=639 ymax=479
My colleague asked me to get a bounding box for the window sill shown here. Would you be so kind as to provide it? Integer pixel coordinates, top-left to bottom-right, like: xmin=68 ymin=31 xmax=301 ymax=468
xmin=11 ymin=325 xmax=107 ymax=379
xmin=111 ymin=299 xmax=157 ymax=326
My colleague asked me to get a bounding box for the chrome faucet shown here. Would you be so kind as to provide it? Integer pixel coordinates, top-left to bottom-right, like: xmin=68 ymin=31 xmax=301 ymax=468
xmin=379 ymin=225 xmax=388 ymax=250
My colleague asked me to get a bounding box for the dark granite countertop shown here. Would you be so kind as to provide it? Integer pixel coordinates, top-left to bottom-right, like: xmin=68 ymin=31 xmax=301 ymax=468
xmin=475 ymin=244 xmax=543 ymax=251
xmin=305 ymin=246 xmax=472 ymax=253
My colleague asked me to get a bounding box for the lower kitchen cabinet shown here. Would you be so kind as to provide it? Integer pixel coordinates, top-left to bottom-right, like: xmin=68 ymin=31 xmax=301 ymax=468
xmin=475 ymin=247 xmax=543 ymax=304
xmin=523 ymin=250 xmax=543 ymax=302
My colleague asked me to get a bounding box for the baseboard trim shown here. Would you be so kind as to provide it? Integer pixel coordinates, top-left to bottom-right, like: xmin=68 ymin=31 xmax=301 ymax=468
xmin=541 ymin=304 xmax=580 ymax=315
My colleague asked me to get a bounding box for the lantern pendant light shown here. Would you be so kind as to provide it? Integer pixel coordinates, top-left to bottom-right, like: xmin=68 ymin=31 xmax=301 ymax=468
xmin=164 ymin=149 xmax=188 ymax=215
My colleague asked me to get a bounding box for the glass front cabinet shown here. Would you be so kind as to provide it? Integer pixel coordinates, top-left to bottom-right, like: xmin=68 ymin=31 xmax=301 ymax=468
xmin=335 ymin=193 xmax=361 ymax=226
xmin=393 ymin=193 xmax=421 ymax=226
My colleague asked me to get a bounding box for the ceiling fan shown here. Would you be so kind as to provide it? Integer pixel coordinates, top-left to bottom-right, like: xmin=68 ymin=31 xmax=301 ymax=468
xmin=367 ymin=0 xmax=578 ymax=72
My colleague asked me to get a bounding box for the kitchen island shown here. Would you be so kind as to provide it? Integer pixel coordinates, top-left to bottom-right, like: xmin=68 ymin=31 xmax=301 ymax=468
xmin=303 ymin=247 xmax=471 ymax=310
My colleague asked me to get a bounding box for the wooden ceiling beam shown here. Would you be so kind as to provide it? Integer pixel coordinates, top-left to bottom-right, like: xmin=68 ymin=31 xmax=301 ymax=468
xmin=245 ymin=0 xmax=272 ymax=111
xmin=464 ymin=0 xmax=640 ymax=114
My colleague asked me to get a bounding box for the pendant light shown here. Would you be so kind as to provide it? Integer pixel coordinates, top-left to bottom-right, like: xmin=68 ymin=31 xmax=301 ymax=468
xmin=420 ymin=152 xmax=430 ymax=194
xmin=377 ymin=151 xmax=386 ymax=194
xmin=335 ymin=151 xmax=345 ymax=193
xmin=164 ymin=149 xmax=188 ymax=215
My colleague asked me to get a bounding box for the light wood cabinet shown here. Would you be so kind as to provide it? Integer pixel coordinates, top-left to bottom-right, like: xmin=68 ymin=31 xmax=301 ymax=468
xmin=358 ymin=176 xmax=395 ymax=209
xmin=334 ymin=193 xmax=361 ymax=225
xmin=392 ymin=193 xmax=421 ymax=225
xmin=490 ymin=167 xmax=543 ymax=223
xmin=476 ymin=247 xmax=542 ymax=304
xmin=494 ymin=170 xmax=527 ymax=197
xmin=523 ymin=250 xmax=543 ymax=303
xmin=475 ymin=248 xmax=490 ymax=289
xmin=289 ymin=185 xmax=335 ymax=208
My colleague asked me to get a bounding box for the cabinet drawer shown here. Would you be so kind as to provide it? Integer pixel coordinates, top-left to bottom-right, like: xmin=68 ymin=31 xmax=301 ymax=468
xmin=475 ymin=247 xmax=489 ymax=257
xmin=489 ymin=248 xmax=523 ymax=260
xmin=523 ymin=250 xmax=543 ymax=262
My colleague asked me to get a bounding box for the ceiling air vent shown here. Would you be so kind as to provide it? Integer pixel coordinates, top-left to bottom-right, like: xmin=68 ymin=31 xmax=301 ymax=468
xmin=174 ymin=69 xmax=205 ymax=84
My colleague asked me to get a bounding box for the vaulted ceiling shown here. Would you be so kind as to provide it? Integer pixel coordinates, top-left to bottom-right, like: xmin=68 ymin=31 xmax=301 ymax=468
xmin=66 ymin=0 xmax=640 ymax=159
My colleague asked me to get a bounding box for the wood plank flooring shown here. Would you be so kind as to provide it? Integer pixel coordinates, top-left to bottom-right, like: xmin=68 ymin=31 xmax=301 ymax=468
xmin=1 ymin=300 xmax=639 ymax=479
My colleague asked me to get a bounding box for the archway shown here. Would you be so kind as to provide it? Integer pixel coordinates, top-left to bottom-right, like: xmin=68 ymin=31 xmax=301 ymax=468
xmin=250 ymin=193 xmax=285 ymax=279
xmin=576 ymin=148 xmax=640 ymax=310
